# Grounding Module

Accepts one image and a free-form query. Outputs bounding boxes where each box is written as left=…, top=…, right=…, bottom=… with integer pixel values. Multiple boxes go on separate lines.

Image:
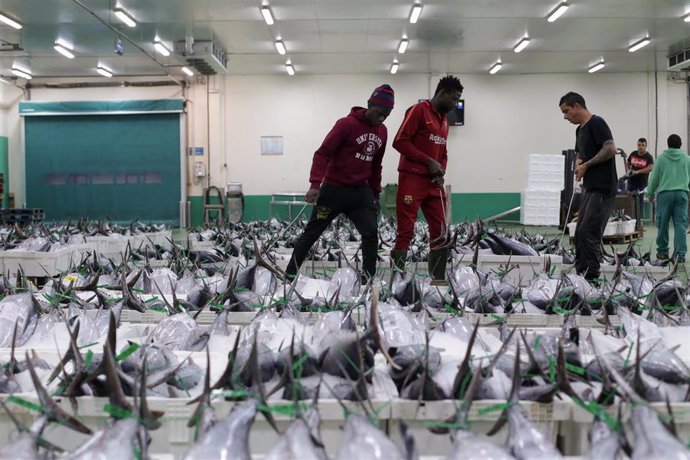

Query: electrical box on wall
left=194, top=161, right=206, bottom=177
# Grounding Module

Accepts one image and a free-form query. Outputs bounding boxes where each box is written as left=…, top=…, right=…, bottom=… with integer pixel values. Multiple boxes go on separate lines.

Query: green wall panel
left=189, top=192, right=522, bottom=226
left=451, top=193, right=521, bottom=222
left=25, top=113, right=180, bottom=224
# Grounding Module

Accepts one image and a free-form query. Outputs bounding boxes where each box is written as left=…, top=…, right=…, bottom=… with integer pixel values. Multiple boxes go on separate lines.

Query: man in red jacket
left=391, top=75, right=463, bottom=283
left=285, top=84, right=394, bottom=282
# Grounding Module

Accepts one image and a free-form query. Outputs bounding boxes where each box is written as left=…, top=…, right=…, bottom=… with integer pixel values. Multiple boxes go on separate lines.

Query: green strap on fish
left=8, top=395, right=44, bottom=413
left=219, top=390, right=252, bottom=400
left=477, top=401, right=513, bottom=415
left=256, top=402, right=306, bottom=417
left=565, top=362, right=585, bottom=376
left=103, top=403, right=134, bottom=419
left=115, top=343, right=140, bottom=361
left=144, top=296, right=160, bottom=304
left=546, top=356, right=556, bottom=383
left=79, top=342, right=99, bottom=350
left=572, top=398, right=620, bottom=430
left=149, top=306, right=167, bottom=313
left=490, top=314, right=506, bottom=324
left=84, top=350, right=94, bottom=369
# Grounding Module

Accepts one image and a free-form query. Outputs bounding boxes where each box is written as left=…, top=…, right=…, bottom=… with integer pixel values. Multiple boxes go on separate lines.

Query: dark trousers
left=286, top=184, right=378, bottom=279
left=574, top=191, right=615, bottom=281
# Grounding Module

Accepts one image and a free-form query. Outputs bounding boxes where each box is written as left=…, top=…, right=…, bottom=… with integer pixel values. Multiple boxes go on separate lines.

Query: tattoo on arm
left=585, top=140, right=616, bottom=167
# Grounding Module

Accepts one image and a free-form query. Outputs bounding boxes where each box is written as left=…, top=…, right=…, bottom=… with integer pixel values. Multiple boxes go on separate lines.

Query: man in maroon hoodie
left=285, top=84, right=394, bottom=282
left=391, top=75, right=463, bottom=283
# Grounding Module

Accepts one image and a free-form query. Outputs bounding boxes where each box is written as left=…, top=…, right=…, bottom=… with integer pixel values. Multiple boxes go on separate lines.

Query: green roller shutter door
left=25, top=113, right=181, bottom=224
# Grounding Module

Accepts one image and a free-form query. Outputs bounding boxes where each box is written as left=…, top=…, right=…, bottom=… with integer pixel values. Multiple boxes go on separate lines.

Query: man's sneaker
left=676, top=256, right=686, bottom=264
left=657, top=252, right=669, bottom=261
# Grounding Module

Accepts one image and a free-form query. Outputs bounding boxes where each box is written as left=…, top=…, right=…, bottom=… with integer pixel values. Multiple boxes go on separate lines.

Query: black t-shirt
left=575, top=115, right=617, bottom=195
left=626, top=151, right=654, bottom=190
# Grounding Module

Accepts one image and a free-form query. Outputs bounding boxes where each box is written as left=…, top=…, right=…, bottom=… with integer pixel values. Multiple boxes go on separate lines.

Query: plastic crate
left=19, top=396, right=391, bottom=457
left=0, top=244, right=90, bottom=277
left=560, top=264, right=670, bottom=281
left=478, top=254, right=563, bottom=287
left=390, top=399, right=570, bottom=457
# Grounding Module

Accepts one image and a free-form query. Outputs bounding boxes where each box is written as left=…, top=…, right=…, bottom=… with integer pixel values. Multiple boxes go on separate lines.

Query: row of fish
left=3, top=287, right=690, bottom=458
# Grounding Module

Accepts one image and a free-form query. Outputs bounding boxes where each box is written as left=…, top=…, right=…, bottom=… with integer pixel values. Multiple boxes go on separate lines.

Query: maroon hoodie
left=308, top=107, right=387, bottom=198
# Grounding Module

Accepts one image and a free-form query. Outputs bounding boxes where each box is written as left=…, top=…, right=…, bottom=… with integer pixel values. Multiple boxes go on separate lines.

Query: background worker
left=622, top=138, right=654, bottom=230
left=559, top=91, right=618, bottom=284
left=285, top=84, right=394, bottom=282
left=646, top=134, right=690, bottom=264
left=623, top=137, right=654, bottom=191
left=390, top=75, right=464, bottom=283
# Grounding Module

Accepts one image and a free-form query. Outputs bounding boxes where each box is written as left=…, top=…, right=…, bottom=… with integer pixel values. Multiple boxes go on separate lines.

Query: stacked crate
left=521, top=154, right=563, bottom=225
left=0, top=208, right=45, bottom=225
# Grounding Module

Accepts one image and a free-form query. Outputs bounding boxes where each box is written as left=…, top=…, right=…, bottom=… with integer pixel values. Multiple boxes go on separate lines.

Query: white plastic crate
left=560, top=263, right=670, bottom=281
left=478, top=254, right=563, bottom=286
left=21, top=396, right=391, bottom=457
left=390, top=399, right=570, bottom=457
left=603, top=222, right=617, bottom=236
left=615, top=220, right=636, bottom=234
left=561, top=400, right=690, bottom=456
left=1, top=244, right=90, bottom=277
left=129, top=231, right=173, bottom=251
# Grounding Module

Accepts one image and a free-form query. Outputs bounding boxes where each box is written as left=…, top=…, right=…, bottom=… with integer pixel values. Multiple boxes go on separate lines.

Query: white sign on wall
left=260, top=136, right=284, bottom=155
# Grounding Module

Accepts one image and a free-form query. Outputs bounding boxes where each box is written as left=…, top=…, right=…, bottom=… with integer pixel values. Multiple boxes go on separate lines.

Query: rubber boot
left=390, top=249, right=407, bottom=273
left=428, top=248, right=449, bottom=285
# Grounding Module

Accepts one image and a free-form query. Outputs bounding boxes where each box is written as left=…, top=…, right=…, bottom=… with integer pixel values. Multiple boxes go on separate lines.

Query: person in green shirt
left=646, top=134, right=690, bottom=263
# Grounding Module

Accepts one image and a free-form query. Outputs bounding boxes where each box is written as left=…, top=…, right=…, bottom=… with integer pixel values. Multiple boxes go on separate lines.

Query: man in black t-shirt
left=623, top=137, right=654, bottom=191
left=559, top=92, right=618, bottom=283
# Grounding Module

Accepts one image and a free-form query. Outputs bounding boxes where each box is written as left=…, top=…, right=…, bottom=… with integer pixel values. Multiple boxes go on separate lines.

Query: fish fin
left=450, top=320, right=480, bottom=399
left=138, top=354, right=164, bottom=430
left=250, top=333, right=280, bottom=434
left=369, top=283, right=400, bottom=370
left=103, top=340, right=133, bottom=417
left=398, top=420, right=419, bottom=460
left=556, top=341, right=579, bottom=399
left=487, top=344, right=521, bottom=436
left=26, top=351, right=92, bottom=434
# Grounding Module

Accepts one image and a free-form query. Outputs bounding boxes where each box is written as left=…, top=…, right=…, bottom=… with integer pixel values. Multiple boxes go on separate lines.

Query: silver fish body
left=183, top=400, right=256, bottom=460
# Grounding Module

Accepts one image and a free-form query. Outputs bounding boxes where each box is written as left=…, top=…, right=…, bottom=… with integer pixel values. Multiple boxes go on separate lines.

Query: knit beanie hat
left=368, top=84, right=395, bottom=109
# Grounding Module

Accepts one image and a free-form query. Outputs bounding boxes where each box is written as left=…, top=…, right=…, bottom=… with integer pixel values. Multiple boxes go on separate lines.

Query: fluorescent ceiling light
left=398, top=38, right=409, bottom=54
left=390, top=60, right=399, bottom=74
left=113, top=8, right=136, bottom=27
left=54, top=42, right=75, bottom=59
left=285, top=61, right=295, bottom=76
left=588, top=60, right=605, bottom=73
left=409, top=4, right=422, bottom=24
left=182, top=66, right=194, bottom=76
left=628, top=37, right=650, bottom=52
left=96, top=65, right=113, bottom=78
left=547, top=1, right=568, bottom=22
left=489, top=61, right=502, bottom=74
left=0, top=12, right=22, bottom=29
left=11, top=65, right=31, bottom=79
left=513, top=37, right=530, bottom=53
left=154, top=39, right=171, bottom=57
left=261, top=6, right=274, bottom=25
left=275, top=40, right=286, bottom=55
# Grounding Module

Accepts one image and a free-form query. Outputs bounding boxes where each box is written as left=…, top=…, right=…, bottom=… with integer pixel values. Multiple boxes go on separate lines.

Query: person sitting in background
left=285, top=84, right=394, bottom=283
left=646, top=134, right=690, bottom=263
left=623, top=137, right=654, bottom=192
